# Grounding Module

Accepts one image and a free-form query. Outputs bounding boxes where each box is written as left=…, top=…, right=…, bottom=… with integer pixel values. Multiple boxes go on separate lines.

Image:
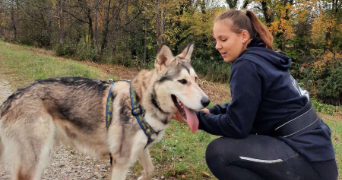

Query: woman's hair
left=215, top=9, right=274, bottom=50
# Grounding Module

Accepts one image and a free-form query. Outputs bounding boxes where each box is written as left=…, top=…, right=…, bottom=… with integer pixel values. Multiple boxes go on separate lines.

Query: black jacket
left=197, top=39, right=335, bottom=162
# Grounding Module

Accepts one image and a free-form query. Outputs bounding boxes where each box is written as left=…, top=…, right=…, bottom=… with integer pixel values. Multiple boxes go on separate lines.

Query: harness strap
left=105, top=81, right=115, bottom=165
left=273, top=101, right=320, bottom=137
left=106, top=82, right=115, bottom=129
left=106, top=80, right=159, bottom=165
left=129, top=82, right=159, bottom=148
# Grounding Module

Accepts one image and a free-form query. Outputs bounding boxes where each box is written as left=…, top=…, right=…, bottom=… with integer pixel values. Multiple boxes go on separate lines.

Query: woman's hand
left=202, top=108, right=210, bottom=114
left=172, top=108, right=210, bottom=123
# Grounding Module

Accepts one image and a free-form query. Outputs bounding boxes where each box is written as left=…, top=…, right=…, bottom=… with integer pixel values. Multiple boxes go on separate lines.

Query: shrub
left=55, top=43, right=76, bottom=57
left=192, top=58, right=231, bottom=83
left=75, top=41, right=94, bottom=61
left=299, top=50, right=342, bottom=105
left=311, top=98, right=336, bottom=115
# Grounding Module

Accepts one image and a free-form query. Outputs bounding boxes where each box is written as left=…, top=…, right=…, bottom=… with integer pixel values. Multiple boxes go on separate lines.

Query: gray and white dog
left=0, top=44, right=209, bottom=180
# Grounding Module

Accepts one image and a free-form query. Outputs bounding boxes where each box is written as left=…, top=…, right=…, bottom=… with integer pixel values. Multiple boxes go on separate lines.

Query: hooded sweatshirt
left=197, top=38, right=335, bottom=162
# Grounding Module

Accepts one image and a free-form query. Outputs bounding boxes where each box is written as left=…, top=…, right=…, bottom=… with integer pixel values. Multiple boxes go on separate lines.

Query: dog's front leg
left=109, top=156, right=131, bottom=180
left=137, top=148, right=154, bottom=180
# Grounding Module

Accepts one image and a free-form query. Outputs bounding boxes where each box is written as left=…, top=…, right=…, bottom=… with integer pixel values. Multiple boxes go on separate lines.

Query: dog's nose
left=201, top=97, right=210, bottom=107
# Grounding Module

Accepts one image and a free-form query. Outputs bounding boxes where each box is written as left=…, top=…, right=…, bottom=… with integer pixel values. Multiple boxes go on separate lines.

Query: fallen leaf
left=202, top=171, right=210, bottom=177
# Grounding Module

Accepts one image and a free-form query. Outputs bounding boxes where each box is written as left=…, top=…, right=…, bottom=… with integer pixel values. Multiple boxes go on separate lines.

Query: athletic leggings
left=205, top=135, right=338, bottom=180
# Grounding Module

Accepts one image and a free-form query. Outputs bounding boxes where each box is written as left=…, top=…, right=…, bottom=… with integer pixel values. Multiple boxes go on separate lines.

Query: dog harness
left=129, top=81, right=160, bottom=148
left=105, top=81, right=115, bottom=129
left=105, top=80, right=159, bottom=148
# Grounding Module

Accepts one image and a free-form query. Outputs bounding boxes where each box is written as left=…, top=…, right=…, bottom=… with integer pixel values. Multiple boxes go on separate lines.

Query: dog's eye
left=178, top=79, right=188, bottom=84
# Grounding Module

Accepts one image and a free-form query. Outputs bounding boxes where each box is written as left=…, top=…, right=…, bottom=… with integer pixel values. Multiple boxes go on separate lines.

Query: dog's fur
left=0, top=44, right=209, bottom=180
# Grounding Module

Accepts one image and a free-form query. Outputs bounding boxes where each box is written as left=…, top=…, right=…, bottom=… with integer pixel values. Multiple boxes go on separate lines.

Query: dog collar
left=105, top=82, right=115, bottom=129
left=129, top=82, right=159, bottom=148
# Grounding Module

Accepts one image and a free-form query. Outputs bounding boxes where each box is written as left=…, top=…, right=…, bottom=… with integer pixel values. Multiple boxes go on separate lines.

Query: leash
left=129, top=81, right=160, bottom=148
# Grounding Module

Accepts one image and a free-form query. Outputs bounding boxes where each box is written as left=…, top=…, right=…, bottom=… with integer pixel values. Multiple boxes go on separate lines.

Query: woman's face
left=213, top=20, right=249, bottom=63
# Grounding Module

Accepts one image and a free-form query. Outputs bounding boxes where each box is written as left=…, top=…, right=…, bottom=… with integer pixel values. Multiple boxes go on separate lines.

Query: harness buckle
left=132, top=107, right=143, bottom=116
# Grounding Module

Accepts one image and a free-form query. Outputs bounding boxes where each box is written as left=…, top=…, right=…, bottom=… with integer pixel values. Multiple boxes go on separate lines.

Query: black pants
left=205, top=135, right=338, bottom=180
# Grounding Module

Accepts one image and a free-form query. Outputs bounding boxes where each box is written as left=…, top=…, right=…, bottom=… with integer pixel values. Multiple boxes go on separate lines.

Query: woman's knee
left=205, top=138, right=230, bottom=166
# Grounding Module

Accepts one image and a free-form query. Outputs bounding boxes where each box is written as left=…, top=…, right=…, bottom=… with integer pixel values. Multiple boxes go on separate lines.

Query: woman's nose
left=215, top=42, right=222, bottom=50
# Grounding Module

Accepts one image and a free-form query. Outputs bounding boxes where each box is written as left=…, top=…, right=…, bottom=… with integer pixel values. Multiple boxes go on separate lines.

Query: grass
left=0, top=41, right=115, bottom=88
left=324, top=118, right=342, bottom=176
left=139, top=121, right=217, bottom=179
left=0, top=40, right=341, bottom=179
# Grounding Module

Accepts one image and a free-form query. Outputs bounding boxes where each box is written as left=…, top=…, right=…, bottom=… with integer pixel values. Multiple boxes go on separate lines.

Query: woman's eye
left=178, top=79, right=188, bottom=84
left=221, top=39, right=227, bottom=42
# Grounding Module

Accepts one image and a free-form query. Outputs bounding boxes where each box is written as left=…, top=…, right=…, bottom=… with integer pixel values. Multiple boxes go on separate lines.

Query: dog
left=0, top=44, right=210, bottom=180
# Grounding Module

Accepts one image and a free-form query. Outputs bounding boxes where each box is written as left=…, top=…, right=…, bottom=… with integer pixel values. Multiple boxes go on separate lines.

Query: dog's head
left=153, top=44, right=210, bottom=132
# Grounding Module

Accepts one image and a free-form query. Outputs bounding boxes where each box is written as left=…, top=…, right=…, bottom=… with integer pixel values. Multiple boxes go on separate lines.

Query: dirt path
left=0, top=76, right=123, bottom=180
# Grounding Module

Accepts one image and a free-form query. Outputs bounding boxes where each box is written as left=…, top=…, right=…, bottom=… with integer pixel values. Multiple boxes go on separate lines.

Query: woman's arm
left=208, top=103, right=230, bottom=115
left=197, top=59, right=264, bottom=137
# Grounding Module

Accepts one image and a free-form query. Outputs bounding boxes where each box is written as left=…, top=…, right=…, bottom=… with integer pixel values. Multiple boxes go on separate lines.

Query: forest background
left=0, top=0, right=341, bottom=105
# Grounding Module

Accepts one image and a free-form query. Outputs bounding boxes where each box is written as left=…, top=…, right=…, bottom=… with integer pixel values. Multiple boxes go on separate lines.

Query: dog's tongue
left=184, top=106, right=199, bottom=133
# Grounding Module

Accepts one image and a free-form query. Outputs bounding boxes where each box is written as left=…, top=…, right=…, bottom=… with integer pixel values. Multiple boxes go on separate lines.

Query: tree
left=155, top=0, right=164, bottom=51
left=10, top=0, right=17, bottom=41
left=226, top=0, right=238, bottom=9
left=57, top=0, right=65, bottom=45
left=94, top=0, right=99, bottom=60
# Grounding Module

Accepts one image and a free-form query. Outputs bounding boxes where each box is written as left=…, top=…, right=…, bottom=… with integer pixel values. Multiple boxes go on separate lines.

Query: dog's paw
left=137, top=175, right=153, bottom=180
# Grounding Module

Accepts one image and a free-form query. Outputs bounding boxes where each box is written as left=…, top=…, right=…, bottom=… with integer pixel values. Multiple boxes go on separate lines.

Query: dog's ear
left=176, top=43, right=194, bottom=61
left=155, top=45, right=175, bottom=70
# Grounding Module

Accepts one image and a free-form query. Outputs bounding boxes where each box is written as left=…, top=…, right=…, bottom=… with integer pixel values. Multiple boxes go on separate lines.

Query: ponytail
left=215, top=9, right=274, bottom=50
left=245, top=10, right=273, bottom=50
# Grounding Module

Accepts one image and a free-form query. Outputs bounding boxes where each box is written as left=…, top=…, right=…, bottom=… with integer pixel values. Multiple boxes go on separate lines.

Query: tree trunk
left=261, top=0, right=272, bottom=26
left=100, top=0, right=112, bottom=56
left=10, top=0, right=17, bottom=41
left=226, top=0, right=238, bottom=9
left=242, top=0, right=249, bottom=9
left=125, top=0, right=129, bottom=59
left=57, top=0, right=65, bottom=45
left=325, top=27, right=331, bottom=51
left=156, top=0, right=164, bottom=51
left=143, top=17, right=147, bottom=64
left=86, top=8, right=94, bottom=49
left=94, top=0, right=99, bottom=60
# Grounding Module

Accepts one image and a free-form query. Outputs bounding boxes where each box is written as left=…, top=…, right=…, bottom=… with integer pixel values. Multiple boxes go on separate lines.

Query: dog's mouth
left=171, top=95, right=186, bottom=118
left=171, top=95, right=199, bottom=133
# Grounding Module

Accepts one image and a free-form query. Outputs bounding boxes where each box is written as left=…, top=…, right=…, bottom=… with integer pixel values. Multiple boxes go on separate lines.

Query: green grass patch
left=0, top=40, right=115, bottom=88
left=325, top=119, right=342, bottom=177
left=312, top=98, right=340, bottom=115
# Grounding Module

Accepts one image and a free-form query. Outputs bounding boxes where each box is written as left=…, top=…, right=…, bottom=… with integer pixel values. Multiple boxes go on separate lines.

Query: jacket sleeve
left=208, top=102, right=230, bottom=115
left=198, top=60, right=263, bottom=138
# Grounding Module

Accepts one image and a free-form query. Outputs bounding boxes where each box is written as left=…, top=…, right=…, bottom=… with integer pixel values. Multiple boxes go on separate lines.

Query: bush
left=299, top=51, right=342, bottom=105
left=192, top=58, right=231, bottom=83
left=75, top=41, right=94, bottom=61
left=55, top=43, right=76, bottom=57
left=311, top=98, right=336, bottom=115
